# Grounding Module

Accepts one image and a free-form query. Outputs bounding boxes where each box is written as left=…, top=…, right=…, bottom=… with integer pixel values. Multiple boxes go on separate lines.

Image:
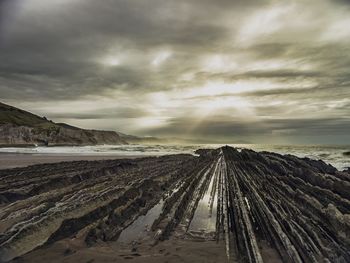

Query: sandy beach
left=0, top=153, right=141, bottom=169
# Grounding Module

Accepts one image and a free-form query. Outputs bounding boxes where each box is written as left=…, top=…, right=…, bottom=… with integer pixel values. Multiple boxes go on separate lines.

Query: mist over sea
left=0, top=144, right=349, bottom=171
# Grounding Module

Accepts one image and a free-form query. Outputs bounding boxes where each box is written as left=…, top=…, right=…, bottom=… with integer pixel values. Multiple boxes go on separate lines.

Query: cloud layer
left=1, top=0, right=350, bottom=144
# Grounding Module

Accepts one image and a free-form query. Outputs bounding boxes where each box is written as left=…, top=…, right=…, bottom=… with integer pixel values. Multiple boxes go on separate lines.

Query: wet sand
left=0, top=153, right=141, bottom=169
left=13, top=237, right=229, bottom=263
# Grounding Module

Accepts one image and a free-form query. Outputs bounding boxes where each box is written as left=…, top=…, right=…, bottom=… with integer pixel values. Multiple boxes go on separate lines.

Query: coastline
left=0, top=146, right=349, bottom=262
left=0, top=143, right=348, bottom=171
left=0, top=153, right=143, bottom=169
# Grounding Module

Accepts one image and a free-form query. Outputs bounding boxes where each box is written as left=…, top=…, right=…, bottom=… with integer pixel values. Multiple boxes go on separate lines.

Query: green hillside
left=0, top=102, right=56, bottom=128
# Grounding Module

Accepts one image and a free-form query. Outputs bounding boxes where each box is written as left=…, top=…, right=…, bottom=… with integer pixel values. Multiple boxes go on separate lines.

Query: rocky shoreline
left=0, top=146, right=349, bottom=262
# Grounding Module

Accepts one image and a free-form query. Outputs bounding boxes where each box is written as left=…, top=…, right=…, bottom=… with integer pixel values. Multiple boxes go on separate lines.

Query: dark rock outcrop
left=0, top=146, right=349, bottom=262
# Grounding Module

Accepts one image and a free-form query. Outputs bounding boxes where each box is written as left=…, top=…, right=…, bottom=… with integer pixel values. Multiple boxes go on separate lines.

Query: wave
left=0, top=144, right=349, bottom=171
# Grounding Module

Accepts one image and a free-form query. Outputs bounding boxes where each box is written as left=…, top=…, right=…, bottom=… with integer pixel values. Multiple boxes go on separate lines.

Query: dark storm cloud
left=194, top=69, right=323, bottom=83
left=48, top=107, right=149, bottom=120
left=239, top=85, right=350, bottom=98
left=0, top=0, right=350, bottom=143
left=142, top=116, right=350, bottom=144
left=0, top=0, right=239, bottom=100
left=1, top=0, right=348, bottom=99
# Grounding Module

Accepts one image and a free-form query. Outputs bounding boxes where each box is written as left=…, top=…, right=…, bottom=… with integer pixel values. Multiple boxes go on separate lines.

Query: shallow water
left=117, top=199, right=164, bottom=244
left=189, top=158, right=220, bottom=232
left=0, top=143, right=349, bottom=170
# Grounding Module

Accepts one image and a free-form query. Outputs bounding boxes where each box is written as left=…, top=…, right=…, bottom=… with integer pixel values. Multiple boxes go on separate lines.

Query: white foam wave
left=0, top=144, right=349, bottom=170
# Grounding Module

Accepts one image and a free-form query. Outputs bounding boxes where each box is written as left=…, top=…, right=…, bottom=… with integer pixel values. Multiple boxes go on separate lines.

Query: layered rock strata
left=0, top=146, right=349, bottom=262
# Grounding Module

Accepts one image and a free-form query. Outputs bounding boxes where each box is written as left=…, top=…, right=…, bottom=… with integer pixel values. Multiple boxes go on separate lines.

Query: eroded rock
left=0, top=147, right=349, bottom=262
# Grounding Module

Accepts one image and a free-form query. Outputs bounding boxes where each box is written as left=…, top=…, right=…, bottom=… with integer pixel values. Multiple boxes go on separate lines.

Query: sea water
left=0, top=144, right=349, bottom=170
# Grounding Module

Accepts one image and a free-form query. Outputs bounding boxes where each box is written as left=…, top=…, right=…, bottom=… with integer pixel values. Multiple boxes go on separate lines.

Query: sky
left=0, top=0, right=350, bottom=144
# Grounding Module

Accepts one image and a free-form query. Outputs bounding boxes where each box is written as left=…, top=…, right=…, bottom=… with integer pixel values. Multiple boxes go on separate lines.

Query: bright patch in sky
left=102, top=56, right=121, bottom=66
left=151, top=50, right=172, bottom=66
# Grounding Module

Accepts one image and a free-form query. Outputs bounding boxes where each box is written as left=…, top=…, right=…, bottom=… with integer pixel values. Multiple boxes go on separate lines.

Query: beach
left=0, top=153, right=140, bottom=169
left=0, top=144, right=349, bottom=170
left=1, top=146, right=349, bottom=263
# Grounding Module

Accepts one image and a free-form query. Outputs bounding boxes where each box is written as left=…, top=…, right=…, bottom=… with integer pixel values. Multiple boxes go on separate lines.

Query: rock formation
left=0, top=102, right=126, bottom=146
left=0, top=146, right=349, bottom=262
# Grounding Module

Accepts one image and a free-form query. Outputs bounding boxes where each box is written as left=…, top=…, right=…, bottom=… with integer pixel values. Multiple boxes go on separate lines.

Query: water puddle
left=258, top=240, right=283, bottom=263
left=188, top=159, right=220, bottom=233
left=117, top=199, right=164, bottom=243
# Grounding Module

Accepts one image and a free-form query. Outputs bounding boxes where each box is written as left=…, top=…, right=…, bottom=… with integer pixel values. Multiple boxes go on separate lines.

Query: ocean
left=0, top=144, right=349, bottom=171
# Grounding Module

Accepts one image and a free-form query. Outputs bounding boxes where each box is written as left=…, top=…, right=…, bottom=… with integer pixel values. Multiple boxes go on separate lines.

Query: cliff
left=0, top=102, right=127, bottom=146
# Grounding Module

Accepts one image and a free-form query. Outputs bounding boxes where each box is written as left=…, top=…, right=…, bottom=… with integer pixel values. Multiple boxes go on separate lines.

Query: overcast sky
left=1, top=0, right=349, bottom=144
